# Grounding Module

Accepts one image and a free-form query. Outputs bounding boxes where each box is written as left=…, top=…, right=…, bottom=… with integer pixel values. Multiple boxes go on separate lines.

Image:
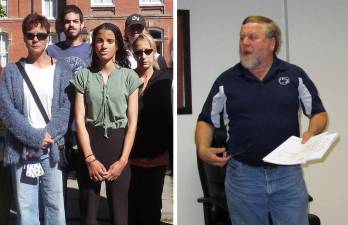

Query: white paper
left=263, top=132, right=339, bottom=165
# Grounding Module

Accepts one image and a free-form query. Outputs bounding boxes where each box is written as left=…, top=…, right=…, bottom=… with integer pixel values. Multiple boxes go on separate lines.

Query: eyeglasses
left=133, top=48, right=154, bottom=57
left=24, top=32, right=49, bottom=41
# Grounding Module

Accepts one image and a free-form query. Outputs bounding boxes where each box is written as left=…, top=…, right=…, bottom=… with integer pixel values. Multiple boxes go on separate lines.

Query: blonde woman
left=128, top=33, right=173, bottom=225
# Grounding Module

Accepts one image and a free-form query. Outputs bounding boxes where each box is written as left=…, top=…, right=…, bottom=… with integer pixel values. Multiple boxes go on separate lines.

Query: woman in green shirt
left=71, top=23, right=142, bottom=225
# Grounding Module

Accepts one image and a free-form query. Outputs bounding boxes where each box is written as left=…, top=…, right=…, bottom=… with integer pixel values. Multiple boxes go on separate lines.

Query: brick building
left=0, top=0, right=173, bottom=67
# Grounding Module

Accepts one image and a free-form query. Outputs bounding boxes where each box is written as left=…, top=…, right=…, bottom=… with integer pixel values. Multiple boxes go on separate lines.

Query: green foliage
left=0, top=4, right=6, bottom=17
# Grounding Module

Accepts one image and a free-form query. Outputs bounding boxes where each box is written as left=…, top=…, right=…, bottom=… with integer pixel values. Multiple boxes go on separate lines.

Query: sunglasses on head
left=133, top=48, right=154, bottom=57
left=24, top=32, right=48, bottom=41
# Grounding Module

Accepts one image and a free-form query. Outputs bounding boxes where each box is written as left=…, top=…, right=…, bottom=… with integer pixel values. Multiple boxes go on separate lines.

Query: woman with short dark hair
left=0, top=13, right=72, bottom=225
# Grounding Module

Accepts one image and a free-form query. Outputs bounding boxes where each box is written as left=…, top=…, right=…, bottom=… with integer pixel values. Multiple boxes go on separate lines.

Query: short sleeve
left=298, top=69, right=326, bottom=116
left=70, top=69, right=88, bottom=94
left=198, top=77, right=225, bottom=128
left=126, top=69, right=143, bottom=95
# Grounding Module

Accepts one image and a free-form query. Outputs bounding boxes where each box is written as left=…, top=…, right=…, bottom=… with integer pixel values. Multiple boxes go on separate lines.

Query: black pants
left=128, top=165, right=166, bottom=225
left=0, top=162, right=12, bottom=225
left=77, top=126, right=130, bottom=225
left=62, top=133, right=81, bottom=214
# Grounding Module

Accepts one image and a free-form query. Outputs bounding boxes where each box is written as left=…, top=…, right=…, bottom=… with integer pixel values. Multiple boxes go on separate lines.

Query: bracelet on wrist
left=86, top=158, right=97, bottom=165
left=85, top=153, right=94, bottom=159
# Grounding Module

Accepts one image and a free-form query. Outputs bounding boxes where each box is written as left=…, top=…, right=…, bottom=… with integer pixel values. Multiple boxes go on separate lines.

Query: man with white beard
left=195, top=15, right=328, bottom=225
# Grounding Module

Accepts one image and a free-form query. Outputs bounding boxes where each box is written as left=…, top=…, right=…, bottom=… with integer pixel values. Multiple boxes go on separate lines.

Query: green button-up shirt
left=71, top=67, right=143, bottom=137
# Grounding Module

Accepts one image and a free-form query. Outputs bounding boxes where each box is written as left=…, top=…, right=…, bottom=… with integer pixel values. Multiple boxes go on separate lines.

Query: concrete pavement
left=8, top=175, right=173, bottom=225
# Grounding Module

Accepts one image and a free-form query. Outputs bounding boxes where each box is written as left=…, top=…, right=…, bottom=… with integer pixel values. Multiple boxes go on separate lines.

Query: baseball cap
left=125, top=13, right=146, bottom=28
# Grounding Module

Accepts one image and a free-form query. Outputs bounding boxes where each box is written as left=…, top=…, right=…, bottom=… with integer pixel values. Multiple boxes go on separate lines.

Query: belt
left=235, top=158, right=278, bottom=169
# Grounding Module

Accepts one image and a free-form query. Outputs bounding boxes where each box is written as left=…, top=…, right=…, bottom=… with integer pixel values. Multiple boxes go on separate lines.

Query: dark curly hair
left=90, top=23, right=131, bottom=70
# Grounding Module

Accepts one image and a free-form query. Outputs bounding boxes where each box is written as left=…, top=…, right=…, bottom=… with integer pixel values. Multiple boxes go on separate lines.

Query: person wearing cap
left=124, top=13, right=167, bottom=70
left=195, top=15, right=328, bottom=225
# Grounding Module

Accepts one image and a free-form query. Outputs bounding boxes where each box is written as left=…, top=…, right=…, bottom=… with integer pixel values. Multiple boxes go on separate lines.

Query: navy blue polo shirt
left=198, top=57, right=326, bottom=166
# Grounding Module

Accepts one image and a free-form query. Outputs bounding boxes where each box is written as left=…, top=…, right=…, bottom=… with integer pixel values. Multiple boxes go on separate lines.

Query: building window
left=48, top=33, right=58, bottom=45
left=0, top=0, right=7, bottom=17
left=42, top=0, right=57, bottom=18
left=91, top=0, right=115, bottom=7
left=0, top=32, right=8, bottom=67
left=140, top=0, right=163, bottom=5
left=79, top=27, right=89, bottom=43
left=149, top=28, right=164, bottom=55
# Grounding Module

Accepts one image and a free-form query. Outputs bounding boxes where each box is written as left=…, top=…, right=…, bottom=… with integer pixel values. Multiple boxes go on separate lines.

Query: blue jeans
left=11, top=154, right=66, bottom=225
left=225, top=159, right=309, bottom=225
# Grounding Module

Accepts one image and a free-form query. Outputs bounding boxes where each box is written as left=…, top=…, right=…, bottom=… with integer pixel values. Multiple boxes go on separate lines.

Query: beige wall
left=287, top=0, right=348, bottom=223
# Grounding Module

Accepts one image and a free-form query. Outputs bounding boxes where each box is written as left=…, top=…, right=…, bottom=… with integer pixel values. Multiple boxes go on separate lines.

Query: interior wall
left=177, top=0, right=348, bottom=224
left=287, top=1, right=348, bottom=224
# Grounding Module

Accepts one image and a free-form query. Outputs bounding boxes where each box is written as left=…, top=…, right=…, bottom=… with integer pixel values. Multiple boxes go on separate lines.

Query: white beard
left=239, top=48, right=267, bottom=70
left=240, top=55, right=261, bottom=69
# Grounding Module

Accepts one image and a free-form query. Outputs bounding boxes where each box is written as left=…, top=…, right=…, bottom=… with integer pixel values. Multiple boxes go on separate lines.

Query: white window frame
left=139, top=0, right=163, bottom=5
left=86, top=31, right=93, bottom=44
left=48, top=33, right=58, bottom=45
left=0, top=0, right=7, bottom=17
left=42, top=0, right=57, bottom=19
left=149, top=28, right=164, bottom=55
left=91, top=0, right=115, bottom=7
left=0, top=32, right=9, bottom=67
left=59, top=32, right=66, bottom=42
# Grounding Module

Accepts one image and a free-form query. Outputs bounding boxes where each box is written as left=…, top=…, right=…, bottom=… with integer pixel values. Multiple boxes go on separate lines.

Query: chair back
left=198, top=155, right=226, bottom=195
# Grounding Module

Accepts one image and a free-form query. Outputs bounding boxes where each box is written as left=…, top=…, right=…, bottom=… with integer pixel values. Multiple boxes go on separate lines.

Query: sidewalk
left=8, top=175, right=173, bottom=225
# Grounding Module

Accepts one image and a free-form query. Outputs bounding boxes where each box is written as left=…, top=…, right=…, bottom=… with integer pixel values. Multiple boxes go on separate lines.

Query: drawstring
left=104, top=126, right=109, bottom=138
left=102, top=83, right=109, bottom=139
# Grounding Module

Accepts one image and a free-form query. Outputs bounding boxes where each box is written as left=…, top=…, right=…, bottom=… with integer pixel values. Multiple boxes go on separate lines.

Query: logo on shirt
left=64, top=56, right=87, bottom=75
left=278, top=76, right=290, bottom=85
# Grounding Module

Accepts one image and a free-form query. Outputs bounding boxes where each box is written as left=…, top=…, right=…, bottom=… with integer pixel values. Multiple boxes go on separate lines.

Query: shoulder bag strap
left=16, top=61, right=50, bottom=124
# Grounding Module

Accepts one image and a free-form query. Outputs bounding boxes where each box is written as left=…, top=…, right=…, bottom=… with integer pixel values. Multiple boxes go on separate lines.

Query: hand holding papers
left=263, top=132, right=339, bottom=165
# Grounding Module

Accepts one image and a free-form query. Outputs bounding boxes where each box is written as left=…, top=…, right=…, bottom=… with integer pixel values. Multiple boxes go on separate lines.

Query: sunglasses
left=133, top=48, right=154, bottom=57
left=24, top=32, right=48, bottom=41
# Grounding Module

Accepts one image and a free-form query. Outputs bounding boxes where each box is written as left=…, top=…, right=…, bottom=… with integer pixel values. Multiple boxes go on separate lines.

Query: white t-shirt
left=23, top=63, right=55, bottom=129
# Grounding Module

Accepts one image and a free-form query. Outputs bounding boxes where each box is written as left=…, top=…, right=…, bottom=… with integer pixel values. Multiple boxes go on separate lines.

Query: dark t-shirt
left=47, top=41, right=92, bottom=134
left=131, top=69, right=173, bottom=159
left=198, top=57, right=326, bottom=166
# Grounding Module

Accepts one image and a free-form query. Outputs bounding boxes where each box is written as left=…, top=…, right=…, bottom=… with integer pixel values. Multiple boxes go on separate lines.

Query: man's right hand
left=195, top=121, right=231, bottom=167
left=198, top=146, right=231, bottom=167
